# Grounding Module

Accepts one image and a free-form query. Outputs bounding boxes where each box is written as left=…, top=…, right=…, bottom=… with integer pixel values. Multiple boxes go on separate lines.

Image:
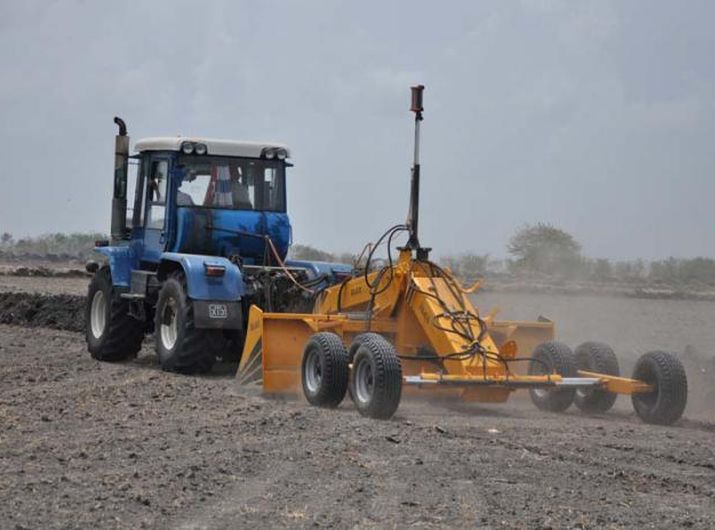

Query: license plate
left=208, top=304, right=228, bottom=319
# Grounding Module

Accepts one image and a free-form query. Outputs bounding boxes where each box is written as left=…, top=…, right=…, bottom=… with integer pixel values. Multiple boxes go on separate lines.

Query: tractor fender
left=157, top=253, right=245, bottom=301
left=93, top=246, right=137, bottom=288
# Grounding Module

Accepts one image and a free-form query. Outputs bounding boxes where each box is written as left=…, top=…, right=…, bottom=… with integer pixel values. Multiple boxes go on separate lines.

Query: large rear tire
left=349, top=334, right=402, bottom=420
left=574, top=341, right=620, bottom=413
left=154, top=273, right=218, bottom=374
left=631, top=351, right=687, bottom=425
left=86, top=268, right=144, bottom=361
left=301, top=332, right=349, bottom=408
left=528, top=341, right=577, bottom=412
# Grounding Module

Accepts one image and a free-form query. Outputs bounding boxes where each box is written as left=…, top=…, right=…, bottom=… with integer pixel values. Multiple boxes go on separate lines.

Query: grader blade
left=488, top=319, right=555, bottom=374
left=236, top=306, right=265, bottom=387
left=237, top=305, right=317, bottom=394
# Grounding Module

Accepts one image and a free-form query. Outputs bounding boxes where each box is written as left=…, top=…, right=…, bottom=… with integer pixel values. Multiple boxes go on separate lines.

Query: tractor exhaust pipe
left=111, top=117, right=129, bottom=241
left=405, top=85, right=429, bottom=259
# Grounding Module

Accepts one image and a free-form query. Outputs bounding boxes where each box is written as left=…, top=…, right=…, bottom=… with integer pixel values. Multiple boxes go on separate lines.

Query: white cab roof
left=134, top=137, right=290, bottom=159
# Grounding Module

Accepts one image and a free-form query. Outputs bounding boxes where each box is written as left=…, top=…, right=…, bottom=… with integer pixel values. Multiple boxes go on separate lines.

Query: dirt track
left=0, top=277, right=714, bottom=529
left=2, top=329, right=715, bottom=529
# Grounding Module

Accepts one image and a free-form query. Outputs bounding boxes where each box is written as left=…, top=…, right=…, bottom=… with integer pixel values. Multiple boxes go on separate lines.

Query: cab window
left=146, top=160, right=168, bottom=230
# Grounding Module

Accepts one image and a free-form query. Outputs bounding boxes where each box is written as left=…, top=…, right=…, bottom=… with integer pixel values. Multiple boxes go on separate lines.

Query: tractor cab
left=125, top=137, right=292, bottom=265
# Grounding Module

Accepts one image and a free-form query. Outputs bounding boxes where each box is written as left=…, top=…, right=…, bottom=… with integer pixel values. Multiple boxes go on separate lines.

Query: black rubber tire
left=348, top=333, right=378, bottom=362
left=345, top=333, right=376, bottom=401
left=86, top=267, right=144, bottom=362
left=349, top=333, right=402, bottom=420
left=212, top=330, right=244, bottom=363
left=631, top=351, right=688, bottom=425
left=154, top=273, right=218, bottom=374
left=528, top=341, right=577, bottom=412
left=301, top=332, right=349, bottom=408
left=573, top=341, right=620, bottom=413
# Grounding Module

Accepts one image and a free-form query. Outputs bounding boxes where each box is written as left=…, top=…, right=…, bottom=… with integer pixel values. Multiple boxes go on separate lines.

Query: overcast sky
left=1, top=1, right=713, bottom=260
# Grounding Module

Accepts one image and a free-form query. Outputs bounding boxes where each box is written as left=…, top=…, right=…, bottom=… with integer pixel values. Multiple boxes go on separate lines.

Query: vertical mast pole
left=406, top=85, right=425, bottom=256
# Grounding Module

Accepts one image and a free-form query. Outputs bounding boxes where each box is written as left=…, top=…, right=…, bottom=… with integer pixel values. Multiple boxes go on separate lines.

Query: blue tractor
left=85, top=118, right=352, bottom=373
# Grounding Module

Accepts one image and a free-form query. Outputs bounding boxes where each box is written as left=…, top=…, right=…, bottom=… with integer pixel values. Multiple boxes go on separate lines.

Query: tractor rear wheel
left=154, top=273, right=218, bottom=374
left=528, top=341, right=577, bottom=412
left=349, top=334, right=402, bottom=420
left=86, top=267, right=144, bottom=361
left=301, top=332, right=349, bottom=407
left=631, top=351, right=687, bottom=425
left=574, top=341, right=620, bottom=413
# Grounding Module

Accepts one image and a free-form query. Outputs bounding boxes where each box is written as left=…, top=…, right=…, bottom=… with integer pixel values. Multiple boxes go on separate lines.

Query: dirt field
left=1, top=276, right=714, bottom=529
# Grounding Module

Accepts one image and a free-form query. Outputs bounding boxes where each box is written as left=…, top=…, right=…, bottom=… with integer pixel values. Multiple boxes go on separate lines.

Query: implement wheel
left=154, top=273, right=217, bottom=374
left=86, top=267, right=144, bottom=361
left=301, top=332, right=349, bottom=408
left=528, top=341, right=576, bottom=412
left=574, top=341, right=620, bottom=413
left=631, top=351, right=687, bottom=425
left=349, top=334, right=402, bottom=420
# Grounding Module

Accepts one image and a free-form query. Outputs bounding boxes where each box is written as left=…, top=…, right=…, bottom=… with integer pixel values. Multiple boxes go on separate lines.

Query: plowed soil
left=0, top=276, right=714, bottom=529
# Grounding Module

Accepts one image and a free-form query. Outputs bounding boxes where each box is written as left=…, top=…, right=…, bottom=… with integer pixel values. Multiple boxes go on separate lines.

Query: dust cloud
left=476, top=291, right=715, bottom=420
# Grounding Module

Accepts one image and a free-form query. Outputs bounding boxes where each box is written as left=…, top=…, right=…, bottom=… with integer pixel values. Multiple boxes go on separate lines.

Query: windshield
left=176, top=156, right=286, bottom=212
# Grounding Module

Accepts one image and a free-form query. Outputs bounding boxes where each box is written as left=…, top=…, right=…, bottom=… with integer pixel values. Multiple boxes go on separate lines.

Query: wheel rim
left=304, top=348, right=322, bottom=393
left=160, top=298, right=178, bottom=350
left=533, top=387, right=549, bottom=398
left=576, top=387, right=593, bottom=399
left=354, top=357, right=374, bottom=405
left=90, top=290, right=106, bottom=339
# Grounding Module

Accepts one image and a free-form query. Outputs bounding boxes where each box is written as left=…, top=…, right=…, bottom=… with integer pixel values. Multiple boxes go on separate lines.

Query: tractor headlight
left=275, top=149, right=287, bottom=160
left=264, top=150, right=276, bottom=159
left=181, top=141, right=194, bottom=154
left=194, top=143, right=207, bottom=155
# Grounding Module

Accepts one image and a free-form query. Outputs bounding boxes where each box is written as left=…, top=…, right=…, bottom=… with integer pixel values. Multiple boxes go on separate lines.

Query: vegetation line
left=3, top=225, right=715, bottom=296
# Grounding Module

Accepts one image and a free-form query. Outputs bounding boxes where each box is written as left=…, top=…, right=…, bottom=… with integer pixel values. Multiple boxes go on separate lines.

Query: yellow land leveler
left=238, top=86, right=688, bottom=425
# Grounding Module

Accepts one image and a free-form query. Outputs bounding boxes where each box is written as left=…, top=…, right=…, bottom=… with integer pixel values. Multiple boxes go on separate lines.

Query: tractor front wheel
left=86, top=267, right=144, bottom=361
left=154, top=273, right=218, bottom=374
left=631, top=351, right=687, bottom=425
left=349, top=334, right=402, bottom=420
left=528, top=341, right=577, bottom=412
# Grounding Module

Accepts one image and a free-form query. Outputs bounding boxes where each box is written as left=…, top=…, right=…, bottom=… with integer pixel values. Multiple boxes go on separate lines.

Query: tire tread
left=155, top=273, right=217, bottom=374
left=86, top=268, right=143, bottom=362
left=631, top=350, right=687, bottom=425
left=302, top=332, right=350, bottom=408
left=528, top=341, right=576, bottom=412
left=351, top=333, right=402, bottom=419
left=574, top=341, right=620, bottom=413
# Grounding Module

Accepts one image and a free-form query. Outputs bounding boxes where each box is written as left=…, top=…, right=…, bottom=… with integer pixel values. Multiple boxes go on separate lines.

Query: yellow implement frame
left=238, top=250, right=651, bottom=402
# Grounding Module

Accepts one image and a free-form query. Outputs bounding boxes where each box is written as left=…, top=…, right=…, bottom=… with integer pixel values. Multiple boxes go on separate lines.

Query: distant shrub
left=0, top=232, right=107, bottom=260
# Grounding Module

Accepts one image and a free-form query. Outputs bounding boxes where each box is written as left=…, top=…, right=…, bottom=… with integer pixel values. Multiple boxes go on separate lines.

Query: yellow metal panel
left=577, top=370, right=653, bottom=394
left=236, top=252, right=568, bottom=410
left=263, top=369, right=303, bottom=395
left=260, top=318, right=314, bottom=393
left=488, top=319, right=555, bottom=375
left=237, top=305, right=265, bottom=385
left=407, top=276, right=504, bottom=377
